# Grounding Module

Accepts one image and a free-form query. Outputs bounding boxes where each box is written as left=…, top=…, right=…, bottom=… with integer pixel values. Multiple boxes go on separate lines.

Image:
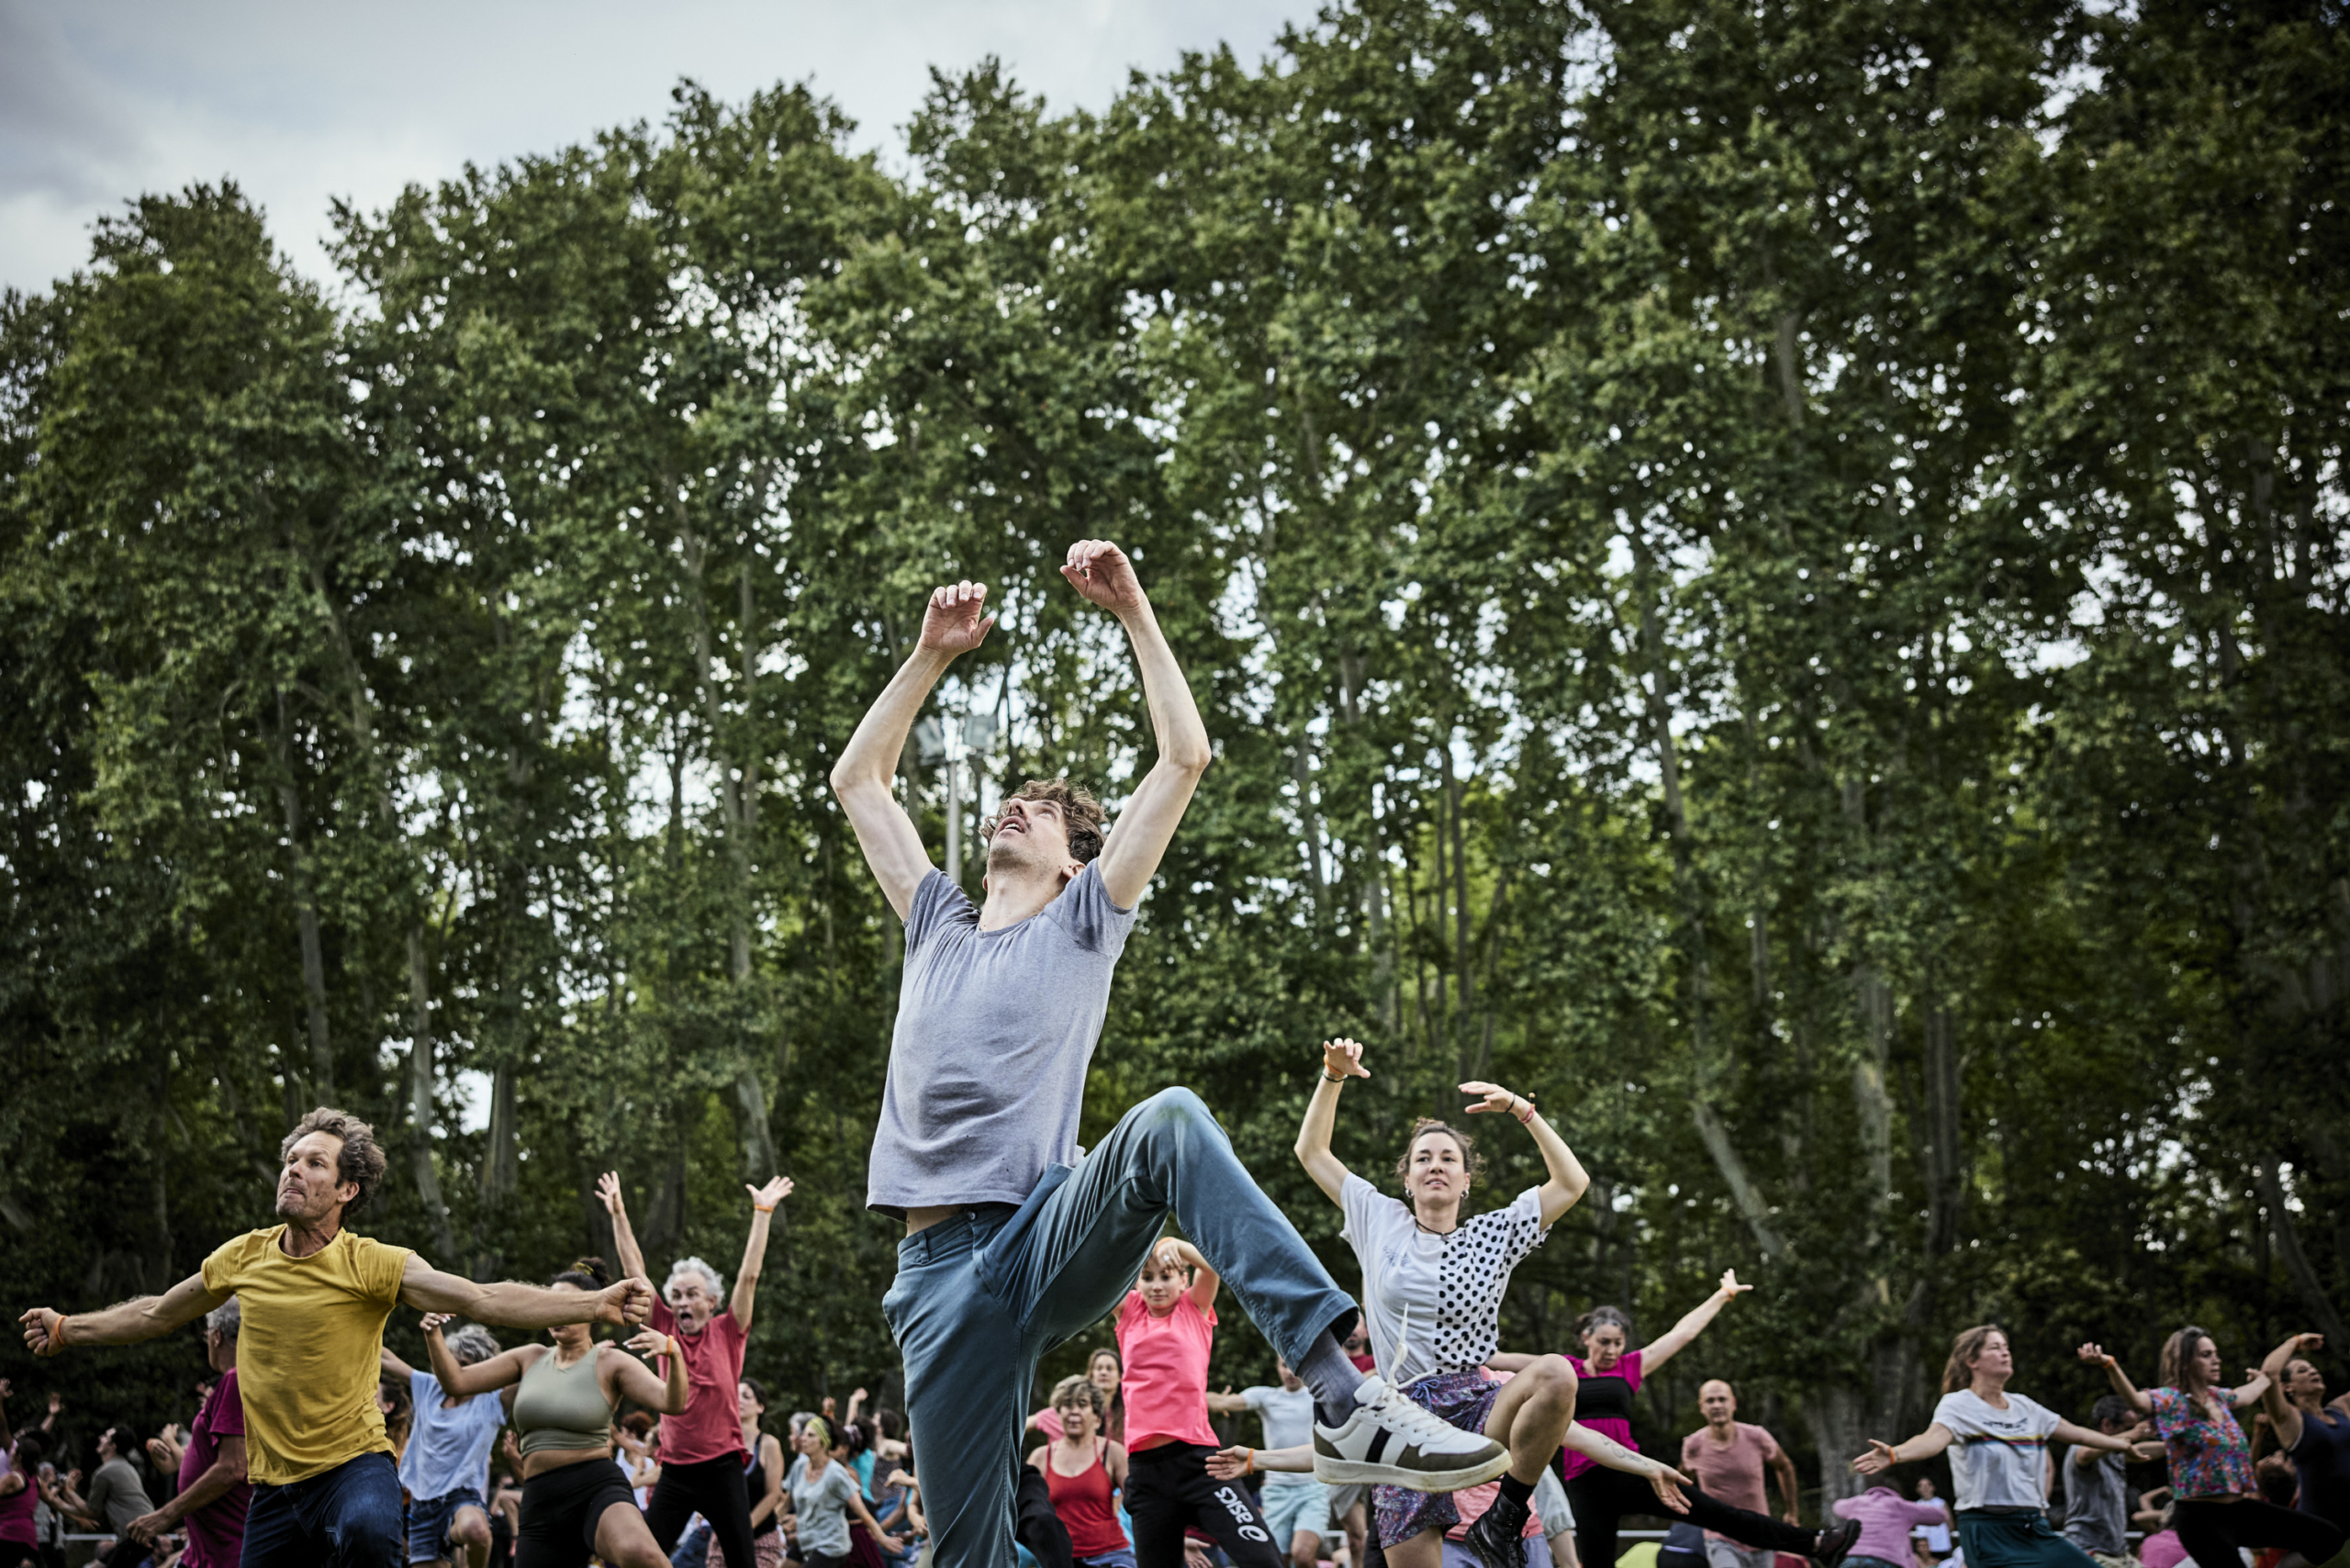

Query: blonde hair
left=1051, top=1374, right=1104, bottom=1419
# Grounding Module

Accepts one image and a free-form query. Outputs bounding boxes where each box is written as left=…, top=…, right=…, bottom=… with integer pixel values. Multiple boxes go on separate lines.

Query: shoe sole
left=1311, top=1447, right=1513, bottom=1491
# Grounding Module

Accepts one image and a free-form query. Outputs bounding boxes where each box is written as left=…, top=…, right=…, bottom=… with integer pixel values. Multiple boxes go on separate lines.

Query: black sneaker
left=1814, top=1518, right=1863, bottom=1568
left=1460, top=1491, right=1531, bottom=1568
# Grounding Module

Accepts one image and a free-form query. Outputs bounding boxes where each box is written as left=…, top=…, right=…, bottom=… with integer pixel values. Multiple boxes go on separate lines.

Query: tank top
left=1045, top=1445, right=1127, bottom=1559
left=515, top=1345, right=617, bottom=1456
left=744, top=1441, right=780, bottom=1539
left=0, top=1445, right=37, bottom=1546
left=2291, top=1407, right=2350, bottom=1532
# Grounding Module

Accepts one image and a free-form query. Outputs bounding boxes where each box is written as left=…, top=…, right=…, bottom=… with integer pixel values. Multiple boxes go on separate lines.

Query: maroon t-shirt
left=651, top=1301, right=749, bottom=1464
left=181, top=1369, right=253, bottom=1568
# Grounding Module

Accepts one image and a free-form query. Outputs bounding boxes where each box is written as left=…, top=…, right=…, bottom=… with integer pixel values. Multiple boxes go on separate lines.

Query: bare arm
left=1642, top=1271, right=1753, bottom=1372
left=597, top=1172, right=649, bottom=1287
left=1770, top=1446, right=1802, bottom=1523
left=1060, top=542, right=1213, bottom=909
left=1561, top=1423, right=1693, bottom=1511
left=125, top=1436, right=246, bottom=1546
left=1853, top=1423, right=1958, bottom=1473
left=1296, top=1037, right=1368, bottom=1204
left=749, top=1436, right=785, bottom=1529
left=427, top=1324, right=539, bottom=1399
left=831, top=586, right=984, bottom=920
left=18, top=1271, right=226, bottom=1353
left=402, top=1255, right=653, bottom=1330
left=610, top=1332, right=691, bottom=1416
left=380, top=1345, right=417, bottom=1381
left=2231, top=1371, right=2271, bottom=1412
left=1460, top=1080, right=1589, bottom=1226
left=2052, top=1418, right=2135, bottom=1455
left=2260, top=1335, right=2321, bottom=1451
left=1157, top=1238, right=1219, bottom=1313
left=2077, top=1344, right=2154, bottom=1416
left=845, top=1480, right=903, bottom=1551
left=1205, top=1389, right=1252, bottom=1415
left=732, top=1178, right=793, bottom=1331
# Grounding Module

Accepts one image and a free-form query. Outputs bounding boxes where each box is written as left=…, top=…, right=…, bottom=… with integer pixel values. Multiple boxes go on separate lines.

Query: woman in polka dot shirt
left=1297, top=1037, right=1692, bottom=1568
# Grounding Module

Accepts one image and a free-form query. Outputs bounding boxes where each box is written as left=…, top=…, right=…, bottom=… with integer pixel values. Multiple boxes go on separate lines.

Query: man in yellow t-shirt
left=17, top=1107, right=655, bottom=1568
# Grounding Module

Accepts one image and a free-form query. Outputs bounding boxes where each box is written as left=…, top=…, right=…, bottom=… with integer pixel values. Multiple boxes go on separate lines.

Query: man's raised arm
left=830, top=581, right=993, bottom=919
left=1062, top=540, right=1212, bottom=910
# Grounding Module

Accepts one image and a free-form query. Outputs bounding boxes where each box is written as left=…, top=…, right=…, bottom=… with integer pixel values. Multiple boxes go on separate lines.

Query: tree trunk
left=270, top=696, right=334, bottom=1099
left=406, top=925, right=459, bottom=1260
left=2253, top=1160, right=2350, bottom=1348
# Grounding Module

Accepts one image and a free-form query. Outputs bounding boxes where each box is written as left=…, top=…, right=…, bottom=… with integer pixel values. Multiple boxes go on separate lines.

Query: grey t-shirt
left=86, top=1456, right=152, bottom=1536
left=788, top=1454, right=862, bottom=1558
left=867, top=864, right=1137, bottom=1216
left=1244, top=1385, right=1317, bottom=1489
left=2061, top=1445, right=2127, bottom=1555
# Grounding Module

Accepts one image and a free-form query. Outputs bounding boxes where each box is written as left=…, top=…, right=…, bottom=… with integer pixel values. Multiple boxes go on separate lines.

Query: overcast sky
left=1, top=0, right=1320, bottom=297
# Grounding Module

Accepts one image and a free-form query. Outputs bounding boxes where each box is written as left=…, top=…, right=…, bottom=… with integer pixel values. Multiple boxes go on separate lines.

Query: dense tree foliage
left=5, top=0, right=2344, bottom=1503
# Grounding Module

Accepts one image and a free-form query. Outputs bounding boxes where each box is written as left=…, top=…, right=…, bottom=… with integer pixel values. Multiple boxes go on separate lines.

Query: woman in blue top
left=2258, top=1331, right=2350, bottom=1547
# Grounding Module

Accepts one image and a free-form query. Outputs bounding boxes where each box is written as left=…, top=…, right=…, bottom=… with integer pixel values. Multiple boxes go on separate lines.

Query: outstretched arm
left=1062, top=541, right=1213, bottom=909
left=732, top=1177, right=793, bottom=1331
left=1461, top=1080, right=1590, bottom=1226
left=2050, top=1418, right=2138, bottom=1457
left=402, top=1255, right=653, bottom=1331
left=1561, top=1424, right=1693, bottom=1511
left=832, top=584, right=990, bottom=919
left=1641, top=1271, right=1753, bottom=1372
left=1296, top=1037, right=1369, bottom=1204
left=597, top=1172, right=649, bottom=1287
left=19, top=1271, right=226, bottom=1354
left=1852, top=1423, right=1957, bottom=1473
left=2077, top=1344, right=2154, bottom=1415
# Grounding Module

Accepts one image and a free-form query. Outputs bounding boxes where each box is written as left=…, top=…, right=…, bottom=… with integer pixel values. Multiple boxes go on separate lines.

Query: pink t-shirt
left=1116, top=1291, right=1219, bottom=1450
left=2142, top=1531, right=2188, bottom=1568
left=1681, top=1422, right=1782, bottom=1536
left=651, top=1300, right=749, bottom=1464
left=181, top=1369, right=253, bottom=1568
left=1560, top=1350, right=1645, bottom=1479
left=1831, top=1485, right=1950, bottom=1566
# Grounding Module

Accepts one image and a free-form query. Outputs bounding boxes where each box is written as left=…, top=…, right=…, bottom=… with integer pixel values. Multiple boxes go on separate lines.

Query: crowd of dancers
left=8, top=543, right=2349, bottom=1568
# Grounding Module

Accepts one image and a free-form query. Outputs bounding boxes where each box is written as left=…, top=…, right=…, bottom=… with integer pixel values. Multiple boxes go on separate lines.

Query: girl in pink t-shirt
left=1114, top=1238, right=1282, bottom=1568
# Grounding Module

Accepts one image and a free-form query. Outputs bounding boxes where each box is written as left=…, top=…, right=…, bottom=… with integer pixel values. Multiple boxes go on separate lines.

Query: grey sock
left=1297, top=1327, right=1367, bottom=1428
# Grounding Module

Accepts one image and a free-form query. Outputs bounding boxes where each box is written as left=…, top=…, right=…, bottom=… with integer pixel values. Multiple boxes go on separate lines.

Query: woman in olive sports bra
left=427, top=1259, right=689, bottom=1568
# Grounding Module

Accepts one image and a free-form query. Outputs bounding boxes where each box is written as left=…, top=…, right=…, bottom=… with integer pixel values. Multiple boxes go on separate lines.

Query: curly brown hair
left=983, top=778, right=1108, bottom=865
left=1392, top=1119, right=1485, bottom=1192
left=283, top=1107, right=388, bottom=1214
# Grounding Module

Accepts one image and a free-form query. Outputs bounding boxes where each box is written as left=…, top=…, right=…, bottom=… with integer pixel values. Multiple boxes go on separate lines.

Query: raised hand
left=1852, top=1439, right=1899, bottom=1474
left=2077, top=1342, right=2114, bottom=1367
left=1151, top=1238, right=1189, bottom=1275
left=1059, top=540, right=1145, bottom=615
left=596, top=1171, right=626, bottom=1217
left=748, top=1176, right=794, bottom=1212
left=1321, top=1037, right=1371, bottom=1081
left=420, top=1312, right=455, bottom=1336
left=1460, top=1081, right=1523, bottom=1116
left=919, top=581, right=995, bottom=655
left=624, top=1328, right=676, bottom=1361
left=18, top=1309, right=65, bottom=1357
left=1718, top=1269, right=1753, bottom=1298
left=597, top=1277, right=656, bottom=1328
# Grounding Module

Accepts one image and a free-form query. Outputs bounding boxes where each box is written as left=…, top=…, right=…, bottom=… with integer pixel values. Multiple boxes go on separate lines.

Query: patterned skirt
left=1372, top=1368, right=1504, bottom=1548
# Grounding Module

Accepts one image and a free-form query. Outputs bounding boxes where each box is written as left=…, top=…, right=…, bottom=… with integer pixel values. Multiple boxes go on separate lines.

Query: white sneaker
left=1311, top=1375, right=1512, bottom=1491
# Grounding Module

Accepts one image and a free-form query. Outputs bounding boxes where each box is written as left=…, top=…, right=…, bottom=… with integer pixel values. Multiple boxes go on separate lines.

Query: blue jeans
left=241, top=1450, right=403, bottom=1568
left=884, top=1088, right=1355, bottom=1568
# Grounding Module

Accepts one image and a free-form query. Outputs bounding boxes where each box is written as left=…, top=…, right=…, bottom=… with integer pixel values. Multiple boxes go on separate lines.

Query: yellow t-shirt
left=199, top=1226, right=412, bottom=1484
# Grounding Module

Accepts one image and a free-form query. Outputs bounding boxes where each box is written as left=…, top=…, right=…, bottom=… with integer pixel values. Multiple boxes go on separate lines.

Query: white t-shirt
left=1339, top=1174, right=1549, bottom=1390
left=1931, top=1390, right=2060, bottom=1511
left=1245, top=1384, right=1318, bottom=1489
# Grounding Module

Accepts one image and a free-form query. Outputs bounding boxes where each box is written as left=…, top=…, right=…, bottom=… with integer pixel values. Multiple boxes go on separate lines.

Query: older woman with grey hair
left=383, top=1314, right=509, bottom=1568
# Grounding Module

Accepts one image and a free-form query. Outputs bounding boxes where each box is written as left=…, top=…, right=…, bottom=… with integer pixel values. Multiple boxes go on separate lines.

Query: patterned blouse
left=2147, top=1385, right=2254, bottom=1499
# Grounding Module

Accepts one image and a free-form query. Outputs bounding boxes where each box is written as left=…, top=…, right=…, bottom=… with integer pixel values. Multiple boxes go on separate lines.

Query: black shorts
left=518, top=1455, right=639, bottom=1568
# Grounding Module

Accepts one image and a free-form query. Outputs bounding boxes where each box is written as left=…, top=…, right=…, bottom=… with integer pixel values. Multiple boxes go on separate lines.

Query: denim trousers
left=240, top=1450, right=403, bottom=1568
left=884, top=1087, right=1356, bottom=1568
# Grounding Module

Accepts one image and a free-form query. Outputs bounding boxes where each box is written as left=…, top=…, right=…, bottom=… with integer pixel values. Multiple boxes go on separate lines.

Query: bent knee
left=1530, top=1353, right=1578, bottom=1398
left=1139, top=1085, right=1213, bottom=1126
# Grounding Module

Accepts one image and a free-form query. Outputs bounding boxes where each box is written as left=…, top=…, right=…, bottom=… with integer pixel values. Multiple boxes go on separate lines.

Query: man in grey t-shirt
left=832, top=541, right=1508, bottom=1568
left=2063, top=1395, right=2161, bottom=1568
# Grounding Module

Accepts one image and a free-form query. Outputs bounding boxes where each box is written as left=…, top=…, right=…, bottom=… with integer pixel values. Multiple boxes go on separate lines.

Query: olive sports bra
left=514, top=1344, right=617, bottom=1456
